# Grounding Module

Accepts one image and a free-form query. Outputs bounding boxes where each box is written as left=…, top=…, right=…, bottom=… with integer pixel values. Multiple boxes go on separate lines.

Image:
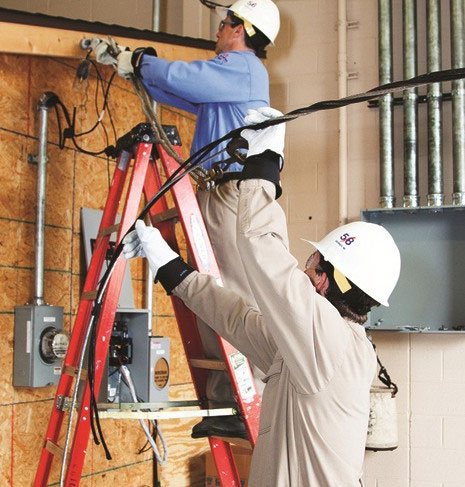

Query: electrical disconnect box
left=99, top=309, right=170, bottom=404
left=14, top=305, right=67, bottom=387
left=363, top=206, right=465, bottom=333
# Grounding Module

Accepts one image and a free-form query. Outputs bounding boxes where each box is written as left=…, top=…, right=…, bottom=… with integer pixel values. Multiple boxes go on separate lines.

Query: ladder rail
left=64, top=142, right=153, bottom=485
left=34, top=150, right=133, bottom=486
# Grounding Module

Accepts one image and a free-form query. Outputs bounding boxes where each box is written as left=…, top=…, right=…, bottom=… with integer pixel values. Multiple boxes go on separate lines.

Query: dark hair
left=318, top=255, right=380, bottom=324
left=230, top=13, right=271, bottom=55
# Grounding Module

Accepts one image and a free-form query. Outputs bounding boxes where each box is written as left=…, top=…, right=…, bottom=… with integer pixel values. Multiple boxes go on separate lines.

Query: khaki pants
left=196, top=181, right=265, bottom=406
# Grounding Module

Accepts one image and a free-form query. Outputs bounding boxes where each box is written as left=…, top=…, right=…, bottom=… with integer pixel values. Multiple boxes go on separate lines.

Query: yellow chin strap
left=234, top=13, right=256, bottom=37
left=333, top=268, right=352, bottom=294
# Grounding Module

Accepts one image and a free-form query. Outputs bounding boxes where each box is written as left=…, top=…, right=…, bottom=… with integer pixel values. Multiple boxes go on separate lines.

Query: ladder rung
left=63, top=366, right=88, bottom=380
left=98, top=223, right=119, bottom=238
left=45, top=440, right=64, bottom=459
left=151, top=207, right=178, bottom=224
left=190, top=359, right=226, bottom=371
left=82, top=290, right=98, bottom=300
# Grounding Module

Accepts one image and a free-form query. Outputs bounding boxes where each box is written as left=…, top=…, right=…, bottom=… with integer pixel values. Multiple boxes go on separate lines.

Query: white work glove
left=122, top=220, right=179, bottom=277
left=116, top=50, right=134, bottom=79
left=241, top=107, right=285, bottom=159
left=89, top=37, right=134, bottom=79
left=89, top=37, right=118, bottom=67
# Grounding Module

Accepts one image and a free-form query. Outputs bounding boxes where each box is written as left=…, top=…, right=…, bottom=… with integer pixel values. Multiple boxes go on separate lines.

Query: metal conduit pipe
left=402, top=0, right=419, bottom=208
left=338, top=0, right=348, bottom=224
left=152, top=0, right=160, bottom=31
left=450, top=0, right=465, bottom=205
left=426, top=0, right=444, bottom=207
left=378, top=0, right=395, bottom=208
left=33, top=93, right=56, bottom=306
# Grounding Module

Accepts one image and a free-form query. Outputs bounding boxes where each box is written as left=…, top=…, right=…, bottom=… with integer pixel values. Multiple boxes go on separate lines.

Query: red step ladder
left=33, top=123, right=261, bottom=487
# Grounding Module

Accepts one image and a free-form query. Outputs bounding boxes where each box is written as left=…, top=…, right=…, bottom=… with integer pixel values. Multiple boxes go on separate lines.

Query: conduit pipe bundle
left=378, top=0, right=465, bottom=207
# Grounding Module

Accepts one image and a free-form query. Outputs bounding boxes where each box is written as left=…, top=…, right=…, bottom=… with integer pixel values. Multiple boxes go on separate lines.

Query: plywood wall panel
left=73, top=152, right=113, bottom=229
left=45, top=145, right=75, bottom=229
left=0, top=33, right=214, bottom=483
left=0, top=405, right=12, bottom=486
left=154, top=283, right=174, bottom=317
left=0, top=53, right=30, bottom=135
left=12, top=400, right=54, bottom=485
left=0, top=219, right=20, bottom=267
left=15, top=269, right=34, bottom=307
left=156, top=315, right=192, bottom=385
left=0, top=269, right=18, bottom=312
left=0, top=315, right=14, bottom=404
left=0, top=131, right=23, bottom=221
left=44, top=271, right=72, bottom=312
left=159, top=383, right=210, bottom=487
left=17, top=138, right=39, bottom=223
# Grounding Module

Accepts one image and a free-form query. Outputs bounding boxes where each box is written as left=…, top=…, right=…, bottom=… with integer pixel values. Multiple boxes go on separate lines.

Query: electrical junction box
left=14, top=305, right=65, bottom=387
left=81, top=207, right=135, bottom=309
left=99, top=309, right=170, bottom=404
left=363, top=205, right=465, bottom=333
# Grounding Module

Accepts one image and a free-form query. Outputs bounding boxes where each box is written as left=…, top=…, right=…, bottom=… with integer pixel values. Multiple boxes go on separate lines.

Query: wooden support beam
left=0, top=21, right=213, bottom=61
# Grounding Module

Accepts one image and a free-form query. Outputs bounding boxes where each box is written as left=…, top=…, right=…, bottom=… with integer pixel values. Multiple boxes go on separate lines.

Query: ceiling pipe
left=426, top=0, right=444, bottom=207
left=450, top=0, right=465, bottom=205
left=378, top=0, right=395, bottom=209
left=402, top=0, right=420, bottom=208
left=338, top=0, right=348, bottom=225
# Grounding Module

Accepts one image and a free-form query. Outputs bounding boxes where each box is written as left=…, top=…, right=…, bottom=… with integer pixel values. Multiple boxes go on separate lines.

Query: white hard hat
left=216, top=0, right=280, bottom=45
left=302, top=221, right=401, bottom=307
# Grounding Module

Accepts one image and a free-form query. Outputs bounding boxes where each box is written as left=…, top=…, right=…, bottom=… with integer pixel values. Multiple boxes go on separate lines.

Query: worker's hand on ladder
left=123, top=220, right=180, bottom=277
left=241, top=107, right=285, bottom=161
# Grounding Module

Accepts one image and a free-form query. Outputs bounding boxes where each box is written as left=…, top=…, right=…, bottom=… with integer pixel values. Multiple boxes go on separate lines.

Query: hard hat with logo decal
left=216, top=0, right=280, bottom=45
left=302, top=221, right=401, bottom=307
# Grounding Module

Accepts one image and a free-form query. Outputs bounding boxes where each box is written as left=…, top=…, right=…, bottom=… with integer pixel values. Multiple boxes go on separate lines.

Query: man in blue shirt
left=91, top=0, right=280, bottom=440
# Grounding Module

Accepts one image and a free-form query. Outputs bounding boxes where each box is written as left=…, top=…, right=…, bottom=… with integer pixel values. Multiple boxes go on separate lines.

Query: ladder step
left=45, top=440, right=64, bottom=459
left=98, top=223, right=119, bottom=238
left=151, top=207, right=178, bottom=224
left=82, top=290, right=98, bottom=300
left=62, top=365, right=88, bottom=380
left=190, top=359, right=226, bottom=371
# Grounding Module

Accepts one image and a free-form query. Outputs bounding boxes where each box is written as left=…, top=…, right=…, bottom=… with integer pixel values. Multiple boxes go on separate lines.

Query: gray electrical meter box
left=99, top=309, right=171, bottom=404
left=363, top=206, right=465, bottom=332
left=14, top=305, right=65, bottom=387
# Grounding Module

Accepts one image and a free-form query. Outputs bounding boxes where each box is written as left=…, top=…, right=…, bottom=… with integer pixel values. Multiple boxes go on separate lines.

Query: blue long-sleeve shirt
left=139, top=50, right=270, bottom=172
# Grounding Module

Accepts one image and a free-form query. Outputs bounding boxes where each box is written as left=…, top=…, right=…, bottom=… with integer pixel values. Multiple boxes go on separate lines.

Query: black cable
left=85, top=65, right=465, bottom=455
left=199, top=0, right=230, bottom=9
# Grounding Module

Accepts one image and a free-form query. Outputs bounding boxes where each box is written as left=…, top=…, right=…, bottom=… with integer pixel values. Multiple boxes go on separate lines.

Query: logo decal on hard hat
left=336, top=233, right=356, bottom=250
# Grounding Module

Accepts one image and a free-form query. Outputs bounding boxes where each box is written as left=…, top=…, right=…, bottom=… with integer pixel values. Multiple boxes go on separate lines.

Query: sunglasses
left=218, top=19, right=238, bottom=31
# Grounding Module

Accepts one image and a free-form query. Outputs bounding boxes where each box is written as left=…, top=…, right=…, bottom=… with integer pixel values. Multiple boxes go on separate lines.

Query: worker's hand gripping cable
left=238, top=107, right=285, bottom=198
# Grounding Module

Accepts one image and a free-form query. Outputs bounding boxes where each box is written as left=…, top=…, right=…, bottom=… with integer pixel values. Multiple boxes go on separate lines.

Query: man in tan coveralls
left=123, top=108, right=401, bottom=486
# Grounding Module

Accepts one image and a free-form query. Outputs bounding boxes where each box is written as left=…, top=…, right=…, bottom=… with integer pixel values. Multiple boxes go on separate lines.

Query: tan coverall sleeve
left=236, top=180, right=350, bottom=393
left=174, top=272, right=278, bottom=374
